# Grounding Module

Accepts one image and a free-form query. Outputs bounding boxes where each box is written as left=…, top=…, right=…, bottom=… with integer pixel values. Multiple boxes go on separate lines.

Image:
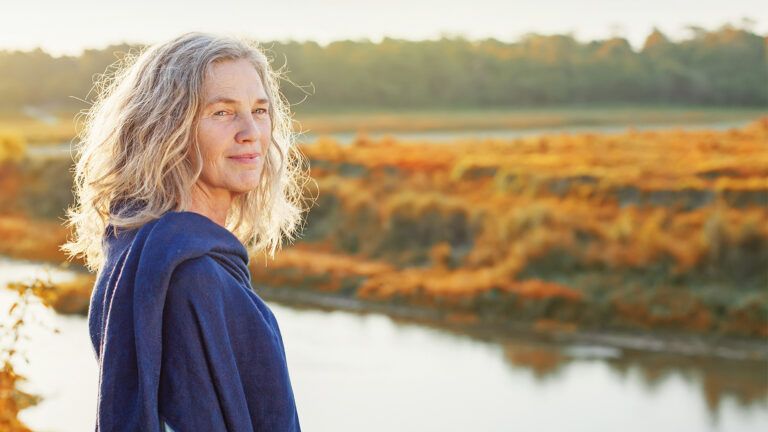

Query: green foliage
left=0, top=24, right=765, bottom=112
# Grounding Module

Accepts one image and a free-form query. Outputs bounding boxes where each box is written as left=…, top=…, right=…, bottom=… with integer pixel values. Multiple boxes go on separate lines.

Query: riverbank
left=256, top=284, right=768, bottom=362
left=2, top=257, right=765, bottom=364
left=4, top=254, right=764, bottom=362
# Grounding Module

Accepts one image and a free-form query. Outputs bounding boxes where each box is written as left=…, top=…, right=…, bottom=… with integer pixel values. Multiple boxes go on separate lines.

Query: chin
left=230, top=176, right=261, bottom=193
left=229, top=187, right=254, bottom=196
left=230, top=183, right=260, bottom=195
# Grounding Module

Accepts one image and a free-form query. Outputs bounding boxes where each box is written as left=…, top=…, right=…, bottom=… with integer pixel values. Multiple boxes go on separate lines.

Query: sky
left=1, top=0, right=766, bottom=56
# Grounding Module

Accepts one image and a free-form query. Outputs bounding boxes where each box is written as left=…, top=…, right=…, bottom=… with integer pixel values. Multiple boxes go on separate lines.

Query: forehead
left=202, top=58, right=266, bottom=98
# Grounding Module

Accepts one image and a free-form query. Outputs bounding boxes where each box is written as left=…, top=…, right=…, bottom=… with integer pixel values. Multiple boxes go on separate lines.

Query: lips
left=228, top=153, right=262, bottom=164
left=229, top=153, right=261, bottom=159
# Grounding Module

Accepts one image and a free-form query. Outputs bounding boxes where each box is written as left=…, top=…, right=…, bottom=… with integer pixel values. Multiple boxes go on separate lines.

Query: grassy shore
left=292, top=105, right=767, bottom=134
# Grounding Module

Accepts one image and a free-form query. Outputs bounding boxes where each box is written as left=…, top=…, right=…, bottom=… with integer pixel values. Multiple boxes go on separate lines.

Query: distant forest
left=0, top=23, right=766, bottom=112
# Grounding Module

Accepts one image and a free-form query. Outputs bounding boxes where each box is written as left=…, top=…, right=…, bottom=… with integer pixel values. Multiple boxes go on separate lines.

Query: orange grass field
left=259, top=117, right=768, bottom=336
left=0, top=118, right=766, bottom=337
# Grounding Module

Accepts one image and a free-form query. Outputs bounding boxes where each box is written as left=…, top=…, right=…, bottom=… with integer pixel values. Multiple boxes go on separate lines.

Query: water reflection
left=1, top=257, right=767, bottom=432
left=0, top=258, right=97, bottom=432
left=276, top=304, right=768, bottom=432
left=501, top=341, right=768, bottom=420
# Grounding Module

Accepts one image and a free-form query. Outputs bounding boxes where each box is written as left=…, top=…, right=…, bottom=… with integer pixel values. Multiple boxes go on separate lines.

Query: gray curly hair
left=61, top=32, right=314, bottom=273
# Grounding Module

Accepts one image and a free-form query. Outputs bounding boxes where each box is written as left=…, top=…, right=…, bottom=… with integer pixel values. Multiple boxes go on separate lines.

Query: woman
left=62, top=32, right=313, bottom=431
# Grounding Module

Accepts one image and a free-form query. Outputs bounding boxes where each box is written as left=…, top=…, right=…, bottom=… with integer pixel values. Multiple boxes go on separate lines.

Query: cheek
left=197, top=124, right=230, bottom=162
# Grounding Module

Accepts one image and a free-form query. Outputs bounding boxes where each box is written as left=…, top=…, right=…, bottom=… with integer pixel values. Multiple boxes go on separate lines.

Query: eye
left=212, top=110, right=230, bottom=117
left=252, top=108, right=268, bottom=115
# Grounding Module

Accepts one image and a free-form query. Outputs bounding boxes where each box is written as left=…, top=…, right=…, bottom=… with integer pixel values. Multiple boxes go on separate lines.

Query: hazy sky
left=2, top=0, right=766, bottom=56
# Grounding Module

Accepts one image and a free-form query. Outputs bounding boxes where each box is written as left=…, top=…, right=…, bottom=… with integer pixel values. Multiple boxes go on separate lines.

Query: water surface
left=1, top=257, right=766, bottom=432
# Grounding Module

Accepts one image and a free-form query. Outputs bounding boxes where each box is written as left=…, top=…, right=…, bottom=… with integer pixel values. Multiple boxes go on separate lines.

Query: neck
left=188, top=186, right=232, bottom=227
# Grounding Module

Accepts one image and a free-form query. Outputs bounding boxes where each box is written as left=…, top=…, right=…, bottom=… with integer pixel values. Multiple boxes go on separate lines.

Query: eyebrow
left=204, top=96, right=269, bottom=107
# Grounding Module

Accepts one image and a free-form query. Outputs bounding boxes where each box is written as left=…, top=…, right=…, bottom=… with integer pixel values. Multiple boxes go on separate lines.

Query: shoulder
left=133, top=211, right=246, bottom=274
left=168, top=256, right=227, bottom=303
left=147, top=212, right=207, bottom=247
left=147, top=211, right=247, bottom=259
left=152, top=211, right=222, bottom=238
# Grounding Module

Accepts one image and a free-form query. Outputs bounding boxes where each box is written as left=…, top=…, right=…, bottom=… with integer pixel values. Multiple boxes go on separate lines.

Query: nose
left=235, top=113, right=263, bottom=145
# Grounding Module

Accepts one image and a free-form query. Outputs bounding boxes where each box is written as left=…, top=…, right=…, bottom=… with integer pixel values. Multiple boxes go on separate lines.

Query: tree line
left=0, top=23, right=765, bottom=112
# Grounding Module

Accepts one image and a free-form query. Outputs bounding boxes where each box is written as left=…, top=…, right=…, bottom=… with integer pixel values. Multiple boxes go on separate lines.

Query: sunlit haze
left=2, top=0, right=766, bottom=56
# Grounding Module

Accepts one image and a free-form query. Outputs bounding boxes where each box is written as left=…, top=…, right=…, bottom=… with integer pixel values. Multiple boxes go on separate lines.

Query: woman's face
left=194, top=58, right=270, bottom=204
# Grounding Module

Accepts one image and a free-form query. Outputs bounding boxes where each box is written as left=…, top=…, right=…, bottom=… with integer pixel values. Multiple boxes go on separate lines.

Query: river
left=1, top=257, right=766, bottom=432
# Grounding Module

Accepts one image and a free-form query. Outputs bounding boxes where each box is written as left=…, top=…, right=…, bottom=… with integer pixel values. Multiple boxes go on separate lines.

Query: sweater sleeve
left=157, top=256, right=301, bottom=432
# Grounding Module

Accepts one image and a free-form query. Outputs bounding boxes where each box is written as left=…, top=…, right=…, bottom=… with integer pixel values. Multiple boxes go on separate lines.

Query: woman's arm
left=159, top=256, right=301, bottom=432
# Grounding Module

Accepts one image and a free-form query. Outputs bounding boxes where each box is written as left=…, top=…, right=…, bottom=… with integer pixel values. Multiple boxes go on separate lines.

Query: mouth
left=228, top=153, right=261, bottom=164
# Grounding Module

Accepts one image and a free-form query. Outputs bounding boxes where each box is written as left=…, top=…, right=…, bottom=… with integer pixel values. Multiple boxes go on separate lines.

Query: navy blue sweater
left=88, top=210, right=301, bottom=431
